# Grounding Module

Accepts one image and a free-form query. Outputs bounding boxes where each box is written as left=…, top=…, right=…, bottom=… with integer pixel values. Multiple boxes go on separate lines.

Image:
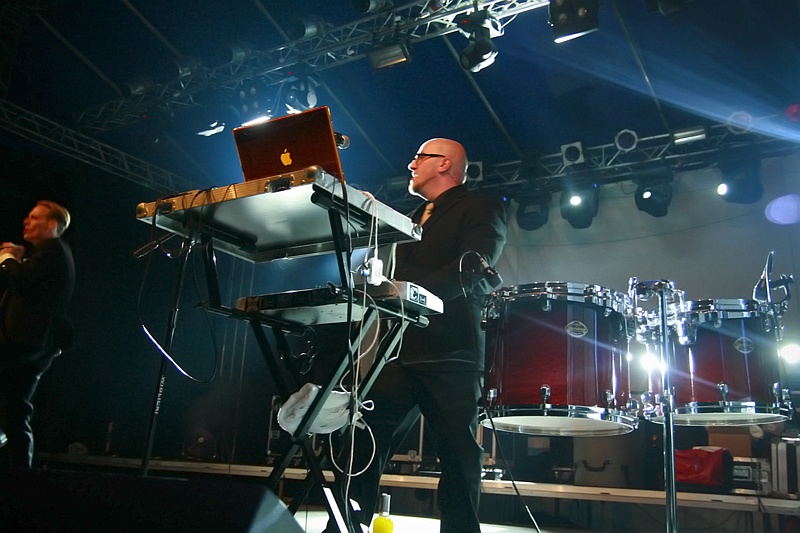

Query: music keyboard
left=235, top=281, right=443, bottom=326
left=135, top=166, right=421, bottom=263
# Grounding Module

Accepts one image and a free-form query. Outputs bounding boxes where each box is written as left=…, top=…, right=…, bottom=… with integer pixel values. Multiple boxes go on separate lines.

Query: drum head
left=481, top=405, right=637, bottom=437
left=649, top=402, right=789, bottom=427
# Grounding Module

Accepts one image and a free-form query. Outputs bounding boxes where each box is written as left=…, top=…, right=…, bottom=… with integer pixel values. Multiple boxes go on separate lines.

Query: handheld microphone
left=334, top=132, right=350, bottom=149
left=478, top=256, right=503, bottom=288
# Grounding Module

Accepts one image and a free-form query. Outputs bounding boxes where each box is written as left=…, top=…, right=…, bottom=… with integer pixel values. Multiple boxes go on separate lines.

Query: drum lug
left=540, top=384, right=551, bottom=406
left=782, top=388, right=794, bottom=420
left=717, top=382, right=729, bottom=402
left=541, top=300, right=551, bottom=312
left=486, top=388, right=498, bottom=404
left=603, top=389, right=615, bottom=409
left=640, top=391, right=656, bottom=415
left=626, top=397, right=641, bottom=415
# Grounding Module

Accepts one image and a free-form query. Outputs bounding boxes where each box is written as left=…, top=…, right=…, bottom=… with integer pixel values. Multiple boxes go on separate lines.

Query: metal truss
left=0, top=98, right=197, bottom=194
left=74, top=0, right=548, bottom=132
left=374, top=123, right=800, bottom=208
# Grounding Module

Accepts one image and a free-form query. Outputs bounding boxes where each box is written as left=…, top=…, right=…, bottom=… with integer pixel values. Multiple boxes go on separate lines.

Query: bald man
left=329, top=139, right=507, bottom=533
left=0, top=200, right=75, bottom=470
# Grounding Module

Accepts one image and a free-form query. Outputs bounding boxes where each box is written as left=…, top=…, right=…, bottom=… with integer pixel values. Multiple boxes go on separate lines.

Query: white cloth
left=277, top=383, right=352, bottom=435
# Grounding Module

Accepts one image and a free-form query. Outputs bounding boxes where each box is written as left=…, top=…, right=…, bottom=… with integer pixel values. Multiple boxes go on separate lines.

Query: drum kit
left=480, top=252, right=795, bottom=531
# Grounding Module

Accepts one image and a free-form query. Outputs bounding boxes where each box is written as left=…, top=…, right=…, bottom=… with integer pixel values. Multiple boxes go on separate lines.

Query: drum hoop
left=501, top=282, right=630, bottom=314
left=482, top=405, right=638, bottom=428
left=682, top=298, right=762, bottom=319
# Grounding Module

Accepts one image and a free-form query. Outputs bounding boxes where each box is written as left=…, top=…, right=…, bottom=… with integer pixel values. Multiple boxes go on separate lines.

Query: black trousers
left=328, top=362, right=484, bottom=533
left=0, top=344, right=54, bottom=470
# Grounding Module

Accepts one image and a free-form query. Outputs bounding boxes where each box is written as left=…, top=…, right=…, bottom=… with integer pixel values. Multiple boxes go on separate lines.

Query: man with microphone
left=327, top=138, right=507, bottom=533
left=0, top=200, right=75, bottom=470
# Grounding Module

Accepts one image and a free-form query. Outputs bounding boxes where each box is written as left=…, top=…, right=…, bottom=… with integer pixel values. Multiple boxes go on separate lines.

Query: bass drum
left=667, top=299, right=790, bottom=426
left=482, top=282, right=637, bottom=437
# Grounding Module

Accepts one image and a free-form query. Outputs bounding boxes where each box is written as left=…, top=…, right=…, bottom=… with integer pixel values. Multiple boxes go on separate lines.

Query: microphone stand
left=140, top=235, right=193, bottom=476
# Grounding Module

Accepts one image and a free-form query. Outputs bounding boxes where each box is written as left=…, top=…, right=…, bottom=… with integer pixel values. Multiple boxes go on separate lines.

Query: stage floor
left=291, top=509, right=574, bottom=532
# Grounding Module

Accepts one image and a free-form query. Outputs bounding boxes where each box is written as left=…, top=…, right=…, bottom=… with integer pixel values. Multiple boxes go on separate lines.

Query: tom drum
left=482, top=282, right=637, bottom=437
left=667, top=298, right=791, bottom=426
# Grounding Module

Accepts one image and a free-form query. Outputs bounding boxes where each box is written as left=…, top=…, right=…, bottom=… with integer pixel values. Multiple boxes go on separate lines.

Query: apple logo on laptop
left=281, top=149, right=292, bottom=166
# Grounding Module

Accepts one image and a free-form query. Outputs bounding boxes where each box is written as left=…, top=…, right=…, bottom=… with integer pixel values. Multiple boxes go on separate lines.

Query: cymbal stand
left=630, top=279, right=680, bottom=533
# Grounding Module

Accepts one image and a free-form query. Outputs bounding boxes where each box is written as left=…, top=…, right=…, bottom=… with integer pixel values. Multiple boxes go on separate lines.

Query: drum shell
left=673, top=312, right=778, bottom=407
left=485, top=284, right=628, bottom=412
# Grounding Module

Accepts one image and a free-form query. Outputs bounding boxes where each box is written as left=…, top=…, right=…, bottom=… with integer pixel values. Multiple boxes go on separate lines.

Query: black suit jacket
left=393, top=185, right=507, bottom=370
left=0, top=237, right=75, bottom=366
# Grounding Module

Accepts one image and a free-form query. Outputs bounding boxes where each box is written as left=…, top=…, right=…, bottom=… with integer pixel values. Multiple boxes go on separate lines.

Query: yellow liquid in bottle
left=373, top=514, right=394, bottom=533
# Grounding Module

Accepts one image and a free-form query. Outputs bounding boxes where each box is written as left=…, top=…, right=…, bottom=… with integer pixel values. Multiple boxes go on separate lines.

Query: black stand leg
left=140, top=239, right=192, bottom=477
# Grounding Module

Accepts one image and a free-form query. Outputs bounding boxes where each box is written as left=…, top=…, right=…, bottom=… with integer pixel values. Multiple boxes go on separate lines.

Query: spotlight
left=235, top=79, right=270, bottom=121
left=286, top=17, right=327, bottom=40
left=516, top=193, right=551, bottom=231
left=549, top=0, right=599, bottom=43
left=560, top=181, right=598, bottom=229
left=368, top=40, right=412, bottom=69
left=466, top=161, right=483, bottom=182
left=726, top=111, right=753, bottom=135
left=614, top=129, right=638, bottom=152
left=174, top=56, right=201, bottom=79
left=561, top=141, right=584, bottom=166
left=717, top=158, right=763, bottom=204
left=457, top=10, right=502, bottom=73
left=352, top=0, right=391, bottom=14
left=285, top=79, right=317, bottom=113
left=635, top=181, right=673, bottom=217
left=672, top=125, right=707, bottom=145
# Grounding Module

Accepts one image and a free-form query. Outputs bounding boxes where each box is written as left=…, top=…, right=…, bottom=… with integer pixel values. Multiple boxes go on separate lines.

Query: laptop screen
left=232, top=106, right=344, bottom=182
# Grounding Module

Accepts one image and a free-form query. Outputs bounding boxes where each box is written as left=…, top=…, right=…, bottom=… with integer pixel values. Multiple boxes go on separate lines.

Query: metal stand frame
left=136, top=193, right=425, bottom=533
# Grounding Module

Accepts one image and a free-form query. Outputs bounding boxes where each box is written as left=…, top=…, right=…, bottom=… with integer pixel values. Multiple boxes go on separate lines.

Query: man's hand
left=0, top=242, right=24, bottom=263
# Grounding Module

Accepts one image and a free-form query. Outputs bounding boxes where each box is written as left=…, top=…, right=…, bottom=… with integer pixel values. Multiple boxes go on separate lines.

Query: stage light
left=778, top=343, right=800, bottom=364
left=614, top=129, right=638, bottom=152
left=517, top=196, right=550, bottom=231
left=174, top=56, right=202, bottom=79
left=672, top=125, right=707, bottom=145
left=368, top=40, right=411, bottom=69
left=457, top=9, right=502, bottom=73
left=560, top=181, right=598, bottom=229
left=352, top=0, right=391, bottom=14
left=726, top=111, right=753, bottom=135
left=285, top=79, right=317, bottom=113
left=466, top=161, right=483, bottom=182
left=549, top=0, right=599, bottom=43
left=561, top=141, right=584, bottom=166
left=635, top=181, right=673, bottom=217
left=717, top=158, right=763, bottom=204
left=286, top=17, right=327, bottom=40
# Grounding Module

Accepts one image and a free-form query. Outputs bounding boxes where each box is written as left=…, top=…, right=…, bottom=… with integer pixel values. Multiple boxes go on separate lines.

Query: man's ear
left=47, top=218, right=58, bottom=235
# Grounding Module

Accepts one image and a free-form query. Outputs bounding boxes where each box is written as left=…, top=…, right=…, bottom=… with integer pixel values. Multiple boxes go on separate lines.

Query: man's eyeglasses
left=413, top=153, right=446, bottom=161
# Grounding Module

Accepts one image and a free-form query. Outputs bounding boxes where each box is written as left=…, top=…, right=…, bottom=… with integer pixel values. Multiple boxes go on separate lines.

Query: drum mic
left=478, top=255, right=503, bottom=288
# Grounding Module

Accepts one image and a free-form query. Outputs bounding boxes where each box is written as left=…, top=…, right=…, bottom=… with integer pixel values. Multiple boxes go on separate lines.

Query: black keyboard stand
left=136, top=174, right=426, bottom=533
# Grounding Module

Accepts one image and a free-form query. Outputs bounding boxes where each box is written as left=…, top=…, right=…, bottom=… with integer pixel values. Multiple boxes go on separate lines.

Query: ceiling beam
left=0, top=98, right=197, bottom=193
left=73, top=0, right=549, bottom=132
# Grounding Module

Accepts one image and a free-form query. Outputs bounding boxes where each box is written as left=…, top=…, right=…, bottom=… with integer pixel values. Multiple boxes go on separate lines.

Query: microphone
left=133, top=233, right=175, bottom=259
left=334, top=132, right=350, bottom=149
left=477, top=255, right=503, bottom=289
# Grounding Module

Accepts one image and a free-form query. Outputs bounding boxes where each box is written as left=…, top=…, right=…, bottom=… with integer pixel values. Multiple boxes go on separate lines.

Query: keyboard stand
left=135, top=168, right=428, bottom=533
